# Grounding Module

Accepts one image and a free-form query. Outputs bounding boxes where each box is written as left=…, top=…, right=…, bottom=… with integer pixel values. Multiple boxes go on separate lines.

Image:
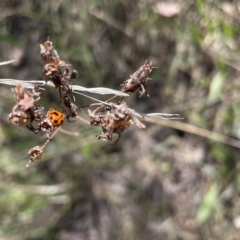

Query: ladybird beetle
left=47, top=108, right=65, bottom=127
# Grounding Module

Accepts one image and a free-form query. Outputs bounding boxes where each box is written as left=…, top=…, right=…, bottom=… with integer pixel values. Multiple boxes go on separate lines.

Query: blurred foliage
left=1, top=0, right=240, bottom=239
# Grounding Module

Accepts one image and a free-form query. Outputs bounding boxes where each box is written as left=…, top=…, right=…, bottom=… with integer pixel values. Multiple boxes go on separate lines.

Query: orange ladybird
left=47, top=108, right=65, bottom=127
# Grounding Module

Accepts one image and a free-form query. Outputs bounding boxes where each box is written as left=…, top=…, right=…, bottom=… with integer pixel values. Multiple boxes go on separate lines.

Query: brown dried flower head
left=89, top=102, right=146, bottom=143
left=8, top=110, right=32, bottom=127
left=121, top=60, right=155, bottom=97
left=40, top=40, right=78, bottom=98
left=40, top=40, right=61, bottom=65
left=8, top=85, right=44, bottom=132
left=27, top=146, right=43, bottom=167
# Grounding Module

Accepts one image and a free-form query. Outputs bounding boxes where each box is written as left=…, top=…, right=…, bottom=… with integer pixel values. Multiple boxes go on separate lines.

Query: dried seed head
left=8, top=109, right=32, bottom=126
left=8, top=85, right=46, bottom=133
left=40, top=40, right=78, bottom=98
left=27, top=146, right=43, bottom=167
left=40, top=40, right=61, bottom=64
left=89, top=102, right=145, bottom=143
left=121, top=60, right=156, bottom=97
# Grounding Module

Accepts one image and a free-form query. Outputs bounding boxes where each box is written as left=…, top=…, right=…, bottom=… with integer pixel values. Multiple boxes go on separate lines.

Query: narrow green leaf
left=190, top=25, right=202, bottom=45
left=196, top=183, right=219, bottom=224
left=207, top=72, right=226, bottom=103
left=196, top=0, right=203, bottom=15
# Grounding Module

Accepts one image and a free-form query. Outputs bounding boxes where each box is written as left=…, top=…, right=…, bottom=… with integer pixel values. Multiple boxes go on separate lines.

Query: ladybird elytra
left=47, top=108, right=65, bottom=127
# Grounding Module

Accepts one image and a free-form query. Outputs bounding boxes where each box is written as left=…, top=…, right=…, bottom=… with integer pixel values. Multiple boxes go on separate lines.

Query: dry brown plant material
left=7, top=39, right=178, bottom=166
left=89, top=102, right=146, bottom=143
left=40, top=39, right=78, bottom=98
left=121, top=60, right=156, bottom=97
left=8, top=84, right=44, bottom=133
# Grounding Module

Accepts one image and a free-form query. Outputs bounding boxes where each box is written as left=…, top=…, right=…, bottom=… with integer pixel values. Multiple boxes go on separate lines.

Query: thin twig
left=147, top=116, right=240, bottom=149
left=76, top=115, right=91, bottom=125
left=59, top=128, right=79, bottom=136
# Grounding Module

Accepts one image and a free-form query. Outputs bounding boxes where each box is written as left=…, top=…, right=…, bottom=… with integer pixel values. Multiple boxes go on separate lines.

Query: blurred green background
left=1, top=0, right=240, bottom=239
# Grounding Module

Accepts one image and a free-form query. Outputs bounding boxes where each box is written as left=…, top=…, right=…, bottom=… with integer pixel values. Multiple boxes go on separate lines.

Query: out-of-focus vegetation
left=1, top=0, right=240, bottom=239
